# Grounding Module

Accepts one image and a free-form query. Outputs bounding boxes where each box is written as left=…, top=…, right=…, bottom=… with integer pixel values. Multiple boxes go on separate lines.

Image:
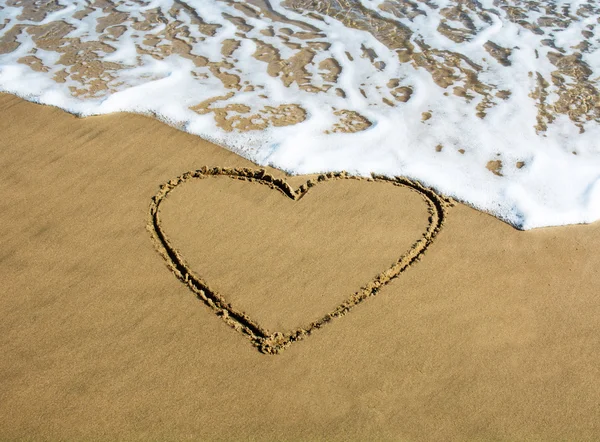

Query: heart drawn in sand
left=148, top=167, right=449, bottom=354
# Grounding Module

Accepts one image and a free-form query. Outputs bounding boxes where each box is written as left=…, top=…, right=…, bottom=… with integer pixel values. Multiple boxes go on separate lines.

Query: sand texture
left=1, top=93, right=600, bottom=440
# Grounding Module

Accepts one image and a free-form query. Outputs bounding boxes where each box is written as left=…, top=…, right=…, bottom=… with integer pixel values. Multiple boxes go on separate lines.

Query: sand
left=1, top=92, right=599, bottom=440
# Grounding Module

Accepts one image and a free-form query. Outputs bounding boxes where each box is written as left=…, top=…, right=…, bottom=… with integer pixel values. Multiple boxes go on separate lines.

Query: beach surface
left=1, top=92, right=599, bottom=439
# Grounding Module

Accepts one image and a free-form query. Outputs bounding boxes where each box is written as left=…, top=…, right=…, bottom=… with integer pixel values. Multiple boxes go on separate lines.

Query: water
left=1, top=0, right=599, bottom=229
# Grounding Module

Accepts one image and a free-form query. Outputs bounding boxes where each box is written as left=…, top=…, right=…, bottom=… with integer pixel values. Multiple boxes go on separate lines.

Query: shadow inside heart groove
left=148, top=167, right=449, bottom=354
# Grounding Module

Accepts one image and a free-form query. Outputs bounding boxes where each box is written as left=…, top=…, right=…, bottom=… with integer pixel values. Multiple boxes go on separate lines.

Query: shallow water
left=1, top=0, right=599, bottom=228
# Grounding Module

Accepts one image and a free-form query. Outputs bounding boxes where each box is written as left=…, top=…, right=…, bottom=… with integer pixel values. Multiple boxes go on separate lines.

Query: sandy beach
left=1, top=92, right=600, bottom=439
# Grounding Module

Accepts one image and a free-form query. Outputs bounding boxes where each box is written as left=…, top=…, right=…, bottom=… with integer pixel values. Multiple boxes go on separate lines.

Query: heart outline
left=148, top=167, right=450, bottom=354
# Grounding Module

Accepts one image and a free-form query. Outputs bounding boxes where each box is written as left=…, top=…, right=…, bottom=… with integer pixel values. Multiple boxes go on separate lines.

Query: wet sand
left=1, top=93, right=599, bottom=439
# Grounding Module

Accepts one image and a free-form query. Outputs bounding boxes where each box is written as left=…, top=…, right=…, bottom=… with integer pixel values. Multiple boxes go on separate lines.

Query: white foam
left=1, top=0, right=600, bottom=229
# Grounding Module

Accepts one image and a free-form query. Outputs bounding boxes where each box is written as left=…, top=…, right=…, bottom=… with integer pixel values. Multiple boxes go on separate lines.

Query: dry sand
left=1, top=92, right=599, bottom=440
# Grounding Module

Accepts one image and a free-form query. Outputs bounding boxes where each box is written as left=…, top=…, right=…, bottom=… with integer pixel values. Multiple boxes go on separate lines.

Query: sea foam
left=1, top=0, right=599, bottom=229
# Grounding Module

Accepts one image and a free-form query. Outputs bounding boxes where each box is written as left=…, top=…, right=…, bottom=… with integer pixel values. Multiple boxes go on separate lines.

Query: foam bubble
left=1, top=0, right=600, bottom=229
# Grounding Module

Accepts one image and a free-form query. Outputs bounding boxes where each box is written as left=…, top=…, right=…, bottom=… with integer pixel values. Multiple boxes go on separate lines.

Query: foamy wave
left=1, top=0, right=599, bottom=229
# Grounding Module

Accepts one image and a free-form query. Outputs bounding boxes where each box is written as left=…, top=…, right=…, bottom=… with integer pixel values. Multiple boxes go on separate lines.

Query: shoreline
left=1, top=93, right=599, bottom=439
